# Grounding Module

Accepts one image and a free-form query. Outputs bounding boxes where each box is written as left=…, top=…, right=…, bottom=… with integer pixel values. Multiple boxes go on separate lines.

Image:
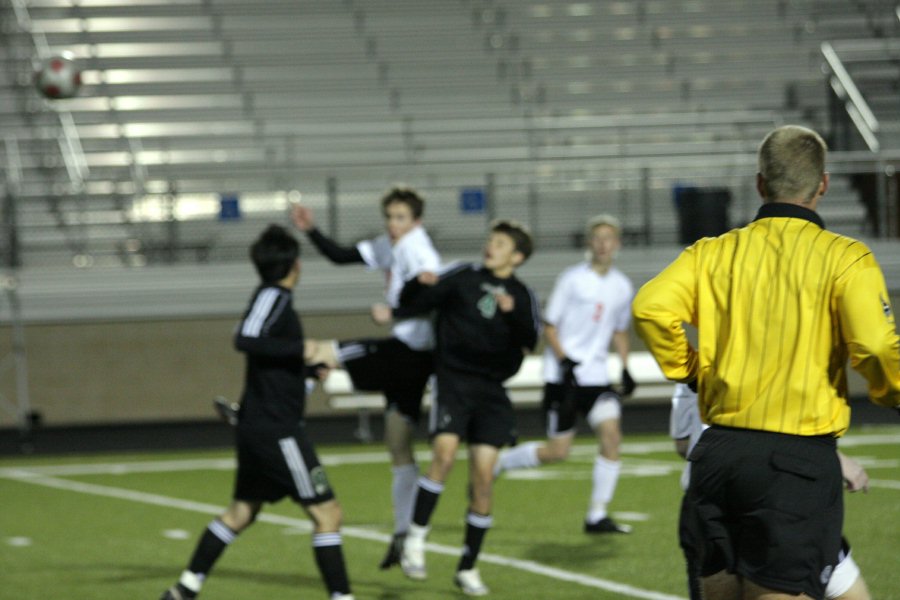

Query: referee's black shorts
left=337, top=337, right=433, bottom=423
left=683, top=425, right=842, bottom=598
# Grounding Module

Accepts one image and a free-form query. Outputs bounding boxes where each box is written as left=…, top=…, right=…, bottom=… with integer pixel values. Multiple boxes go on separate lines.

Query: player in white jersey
left=293, top=187, right=441, bottom=569
left=670, top=384, right=872, bottom=600
left=495, top=214, right=637, bottom=534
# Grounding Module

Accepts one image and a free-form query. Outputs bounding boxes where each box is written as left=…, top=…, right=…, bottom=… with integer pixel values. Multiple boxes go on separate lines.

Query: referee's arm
left=836, top=260, right=900, bottom=408
left=632, top=247, right=700, bottom=384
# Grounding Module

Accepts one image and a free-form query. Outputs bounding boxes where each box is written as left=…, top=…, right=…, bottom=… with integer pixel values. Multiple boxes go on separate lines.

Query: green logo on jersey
left=477, top=283, right=507, bottom=319
left=477, top=293, right=497, bottom=318
left=310, top=466, right=331, bottom=496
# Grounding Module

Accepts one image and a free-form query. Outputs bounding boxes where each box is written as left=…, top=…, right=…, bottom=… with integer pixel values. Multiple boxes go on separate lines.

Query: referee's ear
left=807, top=173, right=830, bottom=210
left=756, top=172, right=769, bottom=201
left=817, top=172, right=830, bottom=199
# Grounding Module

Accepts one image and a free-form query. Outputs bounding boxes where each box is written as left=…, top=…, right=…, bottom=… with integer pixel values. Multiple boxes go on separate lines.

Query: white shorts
left=825, top=548, right=860, bottom=599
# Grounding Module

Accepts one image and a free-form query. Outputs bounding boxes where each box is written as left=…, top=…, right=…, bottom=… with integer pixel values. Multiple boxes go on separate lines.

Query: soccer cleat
left=330, top=595, right=355, bottom=600
left=379, top=532, right=406, bottom=570
left=400, top=532, right=427, bottom=580
left=159, top=584, right=196, bottom=600
left=212, top=396, right=239, bottom=426
left=454, top=568, right=489, bottom=596
left=584, top=516, right=632, bottom=534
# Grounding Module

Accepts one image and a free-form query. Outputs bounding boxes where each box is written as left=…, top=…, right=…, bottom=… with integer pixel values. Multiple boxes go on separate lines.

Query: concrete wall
left=0, top=312, right=385, bottom=427
left=2, top=242, right=898, bottom=427
left=3, top=298, right=897, bottom=427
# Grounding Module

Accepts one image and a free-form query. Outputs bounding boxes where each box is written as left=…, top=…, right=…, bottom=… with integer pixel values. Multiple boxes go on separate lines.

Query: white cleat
left=330, top=595, right=354, bottom=600
left=400, top=533, right=427, bottom=580
left=454, top=568, right=489, bottom=596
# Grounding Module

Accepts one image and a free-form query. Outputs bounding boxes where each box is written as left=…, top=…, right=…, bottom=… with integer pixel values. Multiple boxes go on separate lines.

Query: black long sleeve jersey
left=234, top=284, right=307, bottom=428
left=394, top=263, right=541, bottom=382
left=306, top=227, right=365, bottom=264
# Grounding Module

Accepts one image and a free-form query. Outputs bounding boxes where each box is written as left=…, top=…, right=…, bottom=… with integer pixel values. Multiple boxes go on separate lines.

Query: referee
left=632, top=125, right=900, bottom=600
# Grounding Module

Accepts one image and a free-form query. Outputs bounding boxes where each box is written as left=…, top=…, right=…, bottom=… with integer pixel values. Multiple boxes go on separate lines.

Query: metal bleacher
left=1, top=0, right=896, bottom=272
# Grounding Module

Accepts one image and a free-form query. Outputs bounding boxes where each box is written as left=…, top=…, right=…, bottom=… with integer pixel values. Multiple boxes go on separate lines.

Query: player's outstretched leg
left=380, top=408, right=420, bottom=570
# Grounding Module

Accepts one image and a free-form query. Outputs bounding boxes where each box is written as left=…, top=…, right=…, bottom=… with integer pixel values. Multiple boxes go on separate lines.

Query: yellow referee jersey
left=633, top=202, right=900, bottom=436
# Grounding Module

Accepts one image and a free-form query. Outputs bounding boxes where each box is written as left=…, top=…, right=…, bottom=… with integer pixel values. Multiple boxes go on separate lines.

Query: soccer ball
left=34, top=53, right=82, bottom=99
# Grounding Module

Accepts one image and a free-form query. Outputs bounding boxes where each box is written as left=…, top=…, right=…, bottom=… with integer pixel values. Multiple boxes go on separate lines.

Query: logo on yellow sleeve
left=881, top=295, right=893, bottom=319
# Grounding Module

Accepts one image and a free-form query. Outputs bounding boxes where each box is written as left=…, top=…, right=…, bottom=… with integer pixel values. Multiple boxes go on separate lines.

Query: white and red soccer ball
left=34, top=53, right=82, bottom=99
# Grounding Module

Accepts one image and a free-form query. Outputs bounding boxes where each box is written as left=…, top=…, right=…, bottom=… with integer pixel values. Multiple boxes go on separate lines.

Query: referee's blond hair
left=758, top=125, right=827, bottom=203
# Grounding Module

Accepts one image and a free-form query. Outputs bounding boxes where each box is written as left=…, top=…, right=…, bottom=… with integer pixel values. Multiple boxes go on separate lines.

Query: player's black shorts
left=542, top=383, right=619, bottom=435
left=338, top=337, right=433, bottom=422
left=430, top=366, right=516, bottom=448
left=683, top=425, right=842, bottom=598
left=233, top=422, right=335, bottom=506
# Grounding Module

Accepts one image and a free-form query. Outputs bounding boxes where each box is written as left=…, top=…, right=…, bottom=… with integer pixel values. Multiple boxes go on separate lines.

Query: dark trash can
left=676, top=186, right=731, bottom=245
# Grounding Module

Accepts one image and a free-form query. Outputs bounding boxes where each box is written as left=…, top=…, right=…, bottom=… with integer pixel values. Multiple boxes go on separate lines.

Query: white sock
left=391, top=463, right=419, bottom=534
left=497, top=441, right=542, bottom=474
left=178, top=570, right=204, bottom=594
left=407, top=522, right=430, bottom=542
left=587, top=456, right=621, bottom=523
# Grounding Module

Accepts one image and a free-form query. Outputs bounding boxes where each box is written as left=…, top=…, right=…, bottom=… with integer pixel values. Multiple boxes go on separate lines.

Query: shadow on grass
left=523, top=539, right=619, bottom=568
left=95, top=561, right=457, bottom=599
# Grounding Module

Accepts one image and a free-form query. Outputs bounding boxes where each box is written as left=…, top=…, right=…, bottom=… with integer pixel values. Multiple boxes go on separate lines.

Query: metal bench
left=323, top=351, right=671, bottom=442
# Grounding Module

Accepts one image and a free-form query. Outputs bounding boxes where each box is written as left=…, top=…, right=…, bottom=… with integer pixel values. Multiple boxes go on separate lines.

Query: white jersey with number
left=356, top=226, right=441, bottom=350
left=542, top=263, right=634, bottom=386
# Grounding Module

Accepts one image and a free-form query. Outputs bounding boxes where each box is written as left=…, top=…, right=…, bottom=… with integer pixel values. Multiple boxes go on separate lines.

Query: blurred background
left=2, top=0, right=899, bottom=451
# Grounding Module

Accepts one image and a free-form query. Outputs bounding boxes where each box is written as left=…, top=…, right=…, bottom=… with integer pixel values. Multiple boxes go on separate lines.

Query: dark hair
left=381, top=186, right=425, bottom=219
left=491, top=219, right=534, bottom=261
left=250, top=224, right=300, bottom=283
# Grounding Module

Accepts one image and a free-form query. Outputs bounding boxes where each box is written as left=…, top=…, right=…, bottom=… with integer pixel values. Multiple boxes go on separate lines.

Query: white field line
left=2, top=471, right=686, bottom=600
left=869, top=479, right=900, bottom=490
left=2, top=431, right=896, bottom=478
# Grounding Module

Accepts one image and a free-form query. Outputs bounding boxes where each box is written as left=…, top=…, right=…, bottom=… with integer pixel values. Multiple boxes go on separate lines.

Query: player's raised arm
left=291, top=203, right=365, bottom=265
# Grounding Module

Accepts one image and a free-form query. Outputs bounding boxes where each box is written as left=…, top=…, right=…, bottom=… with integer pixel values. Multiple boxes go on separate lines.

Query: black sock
left=312, top=532, right=351, bottom=596
left=457, top=511, right=493, bottom=571
left=412, top=476, right=444, bottom=527
left=186, top=519, right=237, bottom=580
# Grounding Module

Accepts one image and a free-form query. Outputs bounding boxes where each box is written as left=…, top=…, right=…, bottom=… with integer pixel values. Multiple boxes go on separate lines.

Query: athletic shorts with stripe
left=542, top=383, right=620, bottom=435
left=430, top=366, right=517, bottom=448
left=683, top=425, right=842, bottom=598
left=234, top=423, right=335, bottom=506
left=337, top=337, right=433, bottom=422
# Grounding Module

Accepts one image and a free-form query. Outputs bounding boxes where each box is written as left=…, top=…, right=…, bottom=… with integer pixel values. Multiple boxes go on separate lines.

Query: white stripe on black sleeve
left=241, top=288, right=279, bottom=337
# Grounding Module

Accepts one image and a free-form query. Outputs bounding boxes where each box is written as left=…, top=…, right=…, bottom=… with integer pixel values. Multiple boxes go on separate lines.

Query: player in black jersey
left=160, top=225, right=354, bottom=600
left=373, top=220, right=541, bottom=596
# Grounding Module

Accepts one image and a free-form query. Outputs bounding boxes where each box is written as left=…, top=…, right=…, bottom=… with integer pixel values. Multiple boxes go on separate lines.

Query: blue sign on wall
left=219, top=193, right=241, bottom=221
left=459, top=188, right=486, bottom=214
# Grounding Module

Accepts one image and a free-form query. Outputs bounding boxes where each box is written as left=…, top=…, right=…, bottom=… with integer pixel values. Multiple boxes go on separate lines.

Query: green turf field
left=2, top=425, right=898, bottom=599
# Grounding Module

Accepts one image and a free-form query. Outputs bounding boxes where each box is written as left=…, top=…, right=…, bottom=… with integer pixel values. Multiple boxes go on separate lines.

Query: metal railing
left=822, top=40, right=881, bottom=152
